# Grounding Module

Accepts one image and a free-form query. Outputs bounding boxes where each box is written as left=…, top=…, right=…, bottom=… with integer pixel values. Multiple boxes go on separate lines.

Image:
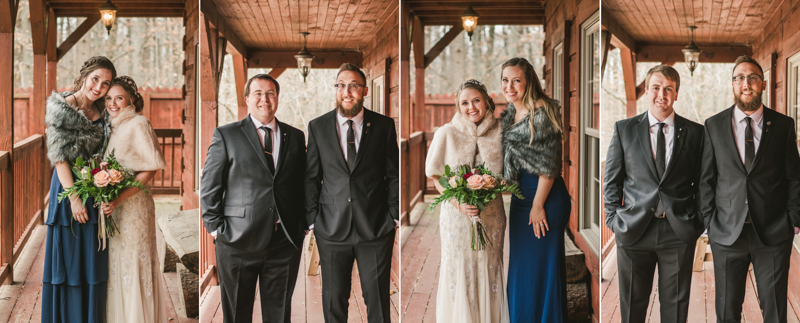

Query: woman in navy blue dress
left=499, top=58, right=571, bottom=323
left=41, top=56, right=116, bottom=323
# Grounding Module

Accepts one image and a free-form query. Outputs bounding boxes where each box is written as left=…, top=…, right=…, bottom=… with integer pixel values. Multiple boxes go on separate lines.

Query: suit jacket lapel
left=351, top=110, right=374, bottom=172
left=275, top=119, right=290, bottom=175
left=326, top=111, right=350, bottom=170
left=635, top=113, right=659, bottom=180
left=662, top=115, right=685, bottom=182
left=723, top=106, right=748, bottom=174
left=749, top=106, right=773, bottom=173
left=240, top=116, right=272, bottom=174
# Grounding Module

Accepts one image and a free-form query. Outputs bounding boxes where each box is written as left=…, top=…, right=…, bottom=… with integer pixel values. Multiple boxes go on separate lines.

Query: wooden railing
left=0, top=134, right=50, bottom=284
left=400, top=131, right=429, bottom=225
left=152, top=129, right=182, bottom=195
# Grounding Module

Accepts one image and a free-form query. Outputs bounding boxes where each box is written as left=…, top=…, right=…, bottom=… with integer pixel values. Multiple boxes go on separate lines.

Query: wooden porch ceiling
left=602, top=0, right=780, bottom=48
left=46, top=0, right=185, bottom=17
left=407, top=0, right=546, bottom=25
left=204, top=0, right=396, bottom=53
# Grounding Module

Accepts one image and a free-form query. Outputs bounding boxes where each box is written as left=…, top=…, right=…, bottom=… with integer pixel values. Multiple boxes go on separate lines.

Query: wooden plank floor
left=198, top=233, right=401, bottom=322
left=0, top=195, right=197, bottom=322
left=601, top=247, right=800, bottom=323
left=400, top=197, right=511, bottom=322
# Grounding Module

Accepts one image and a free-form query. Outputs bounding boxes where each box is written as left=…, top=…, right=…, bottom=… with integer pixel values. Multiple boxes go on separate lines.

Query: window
left=553, top=42, right=564, bottom=104
left=763, top=69, right=770, bottom=109
left=579, top=11, right=601, bottom=254
left=787, top=52, right=800, bottom=250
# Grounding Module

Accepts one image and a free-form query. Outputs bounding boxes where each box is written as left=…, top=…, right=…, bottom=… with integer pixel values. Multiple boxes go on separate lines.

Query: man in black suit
left=305, top=63, right=399, bottom=323
left=603, top=65, right=705, bottom=323
left=699, top=55, right=800, bottom=322
left=201, top=74, right=307, bottom=323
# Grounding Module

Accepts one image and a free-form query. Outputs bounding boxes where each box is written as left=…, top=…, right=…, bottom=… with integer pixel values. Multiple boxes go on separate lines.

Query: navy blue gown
left=41, top=118, right=107, bottom=323
left=507, top=171, right=571, bottom=323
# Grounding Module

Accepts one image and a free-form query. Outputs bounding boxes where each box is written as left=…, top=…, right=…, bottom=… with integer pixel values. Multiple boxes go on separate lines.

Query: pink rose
left=94, top=170, right=112, bottom=187
left=482, top=174, right=497, bottom=189
left=466, top=174, right=485, bottom=190
left=108, top=169, right=124, bottom=184
left=448, top=176, right=459, bottom=188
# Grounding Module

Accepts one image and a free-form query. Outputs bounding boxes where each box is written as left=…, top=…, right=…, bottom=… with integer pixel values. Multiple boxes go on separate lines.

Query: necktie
left=346, top=120, right=356, bottom=170
left=655, top=122, right=665, bottom=217
left=744, top=116, right=754, bottom=171
left=260, top=126, right=275, bottom=174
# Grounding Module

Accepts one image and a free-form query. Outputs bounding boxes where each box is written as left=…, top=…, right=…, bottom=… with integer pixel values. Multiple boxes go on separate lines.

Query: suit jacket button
left=745, top=199, right=748, bottom=204
left=348, top=197, right=351, bottom=202
left=269, top=207, right=273, bottom=212
left=691, top=182, right=694, bottom=186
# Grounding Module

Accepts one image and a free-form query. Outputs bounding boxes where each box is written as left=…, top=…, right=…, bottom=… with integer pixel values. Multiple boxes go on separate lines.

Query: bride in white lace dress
left=425, top=80, right=510, bottom=323
left=101, top=76, right=168, bottom=323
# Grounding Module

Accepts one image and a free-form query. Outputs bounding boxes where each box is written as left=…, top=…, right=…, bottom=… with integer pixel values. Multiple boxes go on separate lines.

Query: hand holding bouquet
left=430, top=163, right=523, bottom=250
left=58, top=149, right=148, bottom=249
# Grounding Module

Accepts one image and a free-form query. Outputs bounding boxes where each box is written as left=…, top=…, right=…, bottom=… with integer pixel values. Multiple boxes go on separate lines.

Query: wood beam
left=268, top=68, right=286, bottom=79
left=200, top=0, right=247, bottom=58
left=0, top=0, right=16, bottom=32
left=247, top=51, right=363, bottom=69
left=29, top=0, right=46, bottom=54
left=620, top=46, right=638, bottom=118
left=420, top=17, right=543, bottom=25
left=636, top=44, right=752, bottom=63
left=601, top=31, right=611, bottom=81
left=400, top=0, right=411, bottom=139
left=601, top=6, right=635, bottom=52
left=199, top=12, right=218, bottom=168
left=231, top=53, right=248, bottom=120
left=424, top=24, right=462, bottom=69
left=54, top=9, right=183, bottom=17
left=56, top=15, right=99, bottom=61
left=0, top=32, right=14, bottom=283
left=412, top=15, right=424, bottom=69
left=412, top=8, right=545, bottom=17
left=46, top=8, right=57, bottom=94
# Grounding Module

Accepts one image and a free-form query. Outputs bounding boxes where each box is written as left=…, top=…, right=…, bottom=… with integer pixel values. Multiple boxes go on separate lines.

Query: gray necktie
left=346, top=120, right=356, bottom=170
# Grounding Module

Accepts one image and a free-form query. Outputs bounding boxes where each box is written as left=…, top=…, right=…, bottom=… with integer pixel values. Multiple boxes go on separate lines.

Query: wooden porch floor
left=0, top=195, right=197, bottom=322
left=601, top=247, right=800, bottom=323
left=400, top=197, right=511, bottom=322
left=198, top=233, right=401, bottom=322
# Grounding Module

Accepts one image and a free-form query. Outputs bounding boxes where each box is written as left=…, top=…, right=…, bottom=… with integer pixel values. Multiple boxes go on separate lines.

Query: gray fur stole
left=500, top=102, right=563, bottom=183
left=45, top=91, right=112, bottom=166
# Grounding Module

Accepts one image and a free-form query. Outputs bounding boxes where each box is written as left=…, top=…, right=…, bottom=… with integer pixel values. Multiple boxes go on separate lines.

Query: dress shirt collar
left=251, top=114, right=277, bottom=130
left=733, top=105, right=764, bottom=125
left=336, top=108, right=365, bottom=127
left=647, top=110, right=675, bottom=128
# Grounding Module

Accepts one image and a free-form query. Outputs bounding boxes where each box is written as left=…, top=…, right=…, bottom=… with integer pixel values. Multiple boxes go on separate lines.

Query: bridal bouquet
left=430, top=163, right=523, bottom=250
left=58, top=150, right=147, bottom=249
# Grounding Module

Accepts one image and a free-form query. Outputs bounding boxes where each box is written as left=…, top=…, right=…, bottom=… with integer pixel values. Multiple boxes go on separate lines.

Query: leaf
left=444, top=164, right=451, bottom=176
left=439, top=176, right=450, bottom=189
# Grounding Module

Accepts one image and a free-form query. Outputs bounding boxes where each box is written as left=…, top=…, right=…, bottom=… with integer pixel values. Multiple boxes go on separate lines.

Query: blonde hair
left=501, top=58, right=564, bottom=143
left=454, top=79, right=495, bottom=116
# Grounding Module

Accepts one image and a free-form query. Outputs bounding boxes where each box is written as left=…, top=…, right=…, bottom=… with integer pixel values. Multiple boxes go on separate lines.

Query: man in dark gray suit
left=604, top=65, right=705, bottom=323
left=699, top=55, right=800, bottom=322
left=305, top=63, right=399, bottom=323
left=201, top=74, right=308, bottom=323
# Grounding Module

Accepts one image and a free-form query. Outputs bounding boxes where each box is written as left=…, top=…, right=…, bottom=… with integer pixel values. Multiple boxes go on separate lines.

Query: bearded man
left=698, top=55, right=800, bottom=323
left=305, top=63, right=399, bottom=323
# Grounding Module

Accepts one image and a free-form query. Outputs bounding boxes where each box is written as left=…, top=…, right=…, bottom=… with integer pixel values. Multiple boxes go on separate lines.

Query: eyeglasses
left=333, top=83, right=366, bottom=92
left=732, top=75, right=764, bottom=85
left=251, top=92, right=277, bottom=99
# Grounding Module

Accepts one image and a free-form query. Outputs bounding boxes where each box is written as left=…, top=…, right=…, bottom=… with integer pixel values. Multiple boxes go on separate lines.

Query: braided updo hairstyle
left=73, top=56, right=117, bottom=92
left=454, top=79, right=496, bottom=113
left=112, top=76, right=145, bottom=113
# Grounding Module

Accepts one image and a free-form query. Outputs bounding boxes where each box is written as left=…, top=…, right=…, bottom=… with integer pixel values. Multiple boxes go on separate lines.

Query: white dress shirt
left=731, top=105, right=763, bottom=165
left=335, top=108, right=364, bottom=161
left=251, top=115, right=281, bottom=170
left=648, top=110, right=675, bottom=168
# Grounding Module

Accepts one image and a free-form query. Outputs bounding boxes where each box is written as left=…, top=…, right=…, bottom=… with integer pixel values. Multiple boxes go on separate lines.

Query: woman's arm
left=56, top=161, right=89, bottom=223
left=529, top=175, right=555, bottom=238
left=431, top=175, right=479, bottom=218
left=101, top=170, right=156, bottom=215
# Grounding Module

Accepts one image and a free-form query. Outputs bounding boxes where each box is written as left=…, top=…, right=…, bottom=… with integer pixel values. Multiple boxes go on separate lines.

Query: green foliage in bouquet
left=57, top=150, right=148, bottom=237
left=429, top=163, right=524, bottom=250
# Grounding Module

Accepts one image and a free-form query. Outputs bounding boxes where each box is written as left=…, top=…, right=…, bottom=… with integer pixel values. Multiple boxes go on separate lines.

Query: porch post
left=0, top=0, right=17, bottom=284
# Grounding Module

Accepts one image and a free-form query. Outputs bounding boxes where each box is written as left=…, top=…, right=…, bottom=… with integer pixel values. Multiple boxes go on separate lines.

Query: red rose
left=463, top=173, right=473, bottom=180
left=91, top=168, right=100, bottom=175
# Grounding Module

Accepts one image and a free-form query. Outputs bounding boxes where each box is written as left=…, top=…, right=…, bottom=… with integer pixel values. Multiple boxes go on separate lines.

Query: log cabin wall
left=544, top=0, right=600, bottom=321
left=750, top=0, right=800, bottom=314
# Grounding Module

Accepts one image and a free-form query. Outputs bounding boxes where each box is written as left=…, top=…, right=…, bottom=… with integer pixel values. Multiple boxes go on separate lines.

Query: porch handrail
left=153, top=129, right=182, bottom=195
